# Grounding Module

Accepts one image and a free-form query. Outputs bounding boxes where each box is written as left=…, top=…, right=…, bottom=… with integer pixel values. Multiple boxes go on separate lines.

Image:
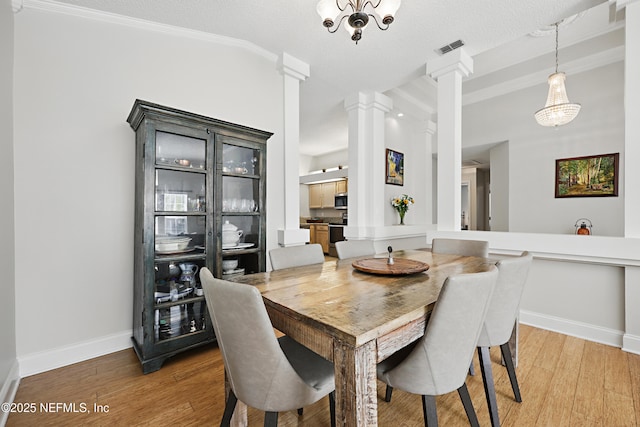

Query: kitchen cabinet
left=127, top=99, right=271, bottom=373
left=308, top=180, right=346, bottom=209
left=309, top=223, right=329, bottom=253
left=309, top=184, right=324, bottom=209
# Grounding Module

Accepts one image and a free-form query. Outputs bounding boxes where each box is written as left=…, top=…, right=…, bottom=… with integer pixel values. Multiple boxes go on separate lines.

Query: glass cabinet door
left=220, top=141, right=264, bottom=278
left=153, top=130, right=209, bottom=343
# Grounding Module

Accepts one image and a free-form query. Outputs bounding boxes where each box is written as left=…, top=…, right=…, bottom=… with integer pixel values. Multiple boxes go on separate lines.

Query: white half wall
left=428, top=229, right=640, bottom=353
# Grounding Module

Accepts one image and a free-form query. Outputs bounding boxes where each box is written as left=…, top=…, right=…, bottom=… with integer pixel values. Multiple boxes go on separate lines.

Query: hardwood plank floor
left=6, top=324, right=640, bottom=426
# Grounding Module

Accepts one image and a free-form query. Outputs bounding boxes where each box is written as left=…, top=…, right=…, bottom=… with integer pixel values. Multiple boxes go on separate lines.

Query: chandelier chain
left=555, top=23, right=559, bottom=74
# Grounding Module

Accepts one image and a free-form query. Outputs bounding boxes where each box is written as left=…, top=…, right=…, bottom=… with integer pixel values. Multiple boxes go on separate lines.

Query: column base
left=277, top=228, right=310, bottom=247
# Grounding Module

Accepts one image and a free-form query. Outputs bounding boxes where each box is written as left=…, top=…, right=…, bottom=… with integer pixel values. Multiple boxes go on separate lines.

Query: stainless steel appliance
left=334, top=193, right=347, bottom=210
left=328, top=224, right=345, bottom=257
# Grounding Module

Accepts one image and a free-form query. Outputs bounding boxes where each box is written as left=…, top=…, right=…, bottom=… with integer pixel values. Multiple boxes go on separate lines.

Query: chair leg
left=297, top=408, right=303, bottom=416
left=220, top=390, right=238, bottom=427
left=421, top=395, right=437, bottom=427
left=329, top=391, right=336, bottom=427
left=457, top=383, right=480, bottom=427
left=500, top=342, right=522, bottom=402
left=478, top=346, right=500, bottom=427
left=264, top=411, right=278, bottom=427
left=385, top=385, right=394, bottom=402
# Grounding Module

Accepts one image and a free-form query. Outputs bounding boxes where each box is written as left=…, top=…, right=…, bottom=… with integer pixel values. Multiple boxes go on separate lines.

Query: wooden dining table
left=228, top=249, right=497, bottom=426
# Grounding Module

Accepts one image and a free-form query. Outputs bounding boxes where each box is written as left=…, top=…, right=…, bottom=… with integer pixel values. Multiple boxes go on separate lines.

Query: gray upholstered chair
left=377, top=267, right=499, bottom=427
left=430, top=237, right=489, bottom=378
left=335, top=240, right=375, bottom=259
left=432, top=238, right=489, bottom=258
left=477, top=251, right=533, bottom=427
left=269, top=243, right=325, bottom=270
left=199, top=268, right=336, bottom=427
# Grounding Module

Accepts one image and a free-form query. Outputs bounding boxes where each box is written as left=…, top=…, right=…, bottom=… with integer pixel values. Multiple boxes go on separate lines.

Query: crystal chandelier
left=534, top=23, right=581, bottom=127
left=317, top=0, right=401, bottom=44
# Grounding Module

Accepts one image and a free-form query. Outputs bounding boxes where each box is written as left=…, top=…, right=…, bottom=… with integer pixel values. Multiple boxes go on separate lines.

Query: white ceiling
left=51, top=0, right=622, bottom=160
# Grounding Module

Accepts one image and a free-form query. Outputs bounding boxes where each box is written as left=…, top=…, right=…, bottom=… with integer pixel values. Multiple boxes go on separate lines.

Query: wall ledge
left=344, top=224, right=434, bottom=241
left=427, top=230, right=640, bottom=266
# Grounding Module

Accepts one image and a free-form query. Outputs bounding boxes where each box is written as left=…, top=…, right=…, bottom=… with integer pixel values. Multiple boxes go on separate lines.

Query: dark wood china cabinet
left=127, top=100, right=271, bottom=373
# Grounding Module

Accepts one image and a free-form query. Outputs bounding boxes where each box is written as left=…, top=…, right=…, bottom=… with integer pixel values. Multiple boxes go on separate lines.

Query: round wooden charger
left=352, top=258, right=430, bottom=275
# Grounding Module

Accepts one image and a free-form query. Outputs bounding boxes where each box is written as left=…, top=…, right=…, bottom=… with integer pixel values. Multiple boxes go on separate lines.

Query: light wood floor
left=7, top=324, right=640, bottom=426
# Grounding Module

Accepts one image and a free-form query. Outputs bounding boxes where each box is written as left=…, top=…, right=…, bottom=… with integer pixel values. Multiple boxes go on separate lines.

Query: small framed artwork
left=386, top=149, right=404, bottom=186
left=555, top=152, right=619, bottom=198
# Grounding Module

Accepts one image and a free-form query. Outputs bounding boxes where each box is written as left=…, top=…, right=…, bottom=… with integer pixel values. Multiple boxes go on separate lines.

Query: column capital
left=610, top=0, right=640, bottom=12
left=419, top=120, right=437, bottom=135
left=427, top=48, right=473, bottom=81
left=344, top=91, right=393, bottom=113
left=13, top=0, right=23, bottom=13
left=277, top=52, right=310, bottom=81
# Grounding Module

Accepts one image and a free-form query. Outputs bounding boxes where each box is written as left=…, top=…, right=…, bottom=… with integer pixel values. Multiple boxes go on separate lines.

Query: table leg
left=333, top=339, right=378, bottom=426
left=225, top=369, right=248, bottom=427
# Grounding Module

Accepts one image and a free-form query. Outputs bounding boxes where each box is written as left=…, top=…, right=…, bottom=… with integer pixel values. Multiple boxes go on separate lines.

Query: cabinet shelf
left=154, top=295, right=205, bottom=310
left=156, top=164, right=207, bottom=174
left=222, top=172, right=259, bottom=179
left=154, top=211, right=207, bottom=216
left=154, top=253, right=206, bottom=263
left=221, top=211, right=260, bottom=216
left=221, top=248, right=259, bottom=256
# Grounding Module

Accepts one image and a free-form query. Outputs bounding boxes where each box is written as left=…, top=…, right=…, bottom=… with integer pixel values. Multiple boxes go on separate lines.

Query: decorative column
left=277, top=53, right=310, bottom=247
left=427, top=49, right=473, bottom=231
left=344, top=92, right=393, bottom=239
left=421, top=120, right=437, bottom=227
left=621, top=0, right=640, bottom=354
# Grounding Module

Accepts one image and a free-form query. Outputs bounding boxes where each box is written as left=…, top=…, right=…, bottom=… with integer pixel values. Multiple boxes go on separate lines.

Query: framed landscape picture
left=386, top=149, right=404, bottom=186
left=555, top=153, right=619, bottom=198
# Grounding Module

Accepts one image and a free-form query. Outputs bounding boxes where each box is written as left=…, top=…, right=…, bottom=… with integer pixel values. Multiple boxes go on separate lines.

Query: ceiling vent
left=437, top=39, right=465, bottom=55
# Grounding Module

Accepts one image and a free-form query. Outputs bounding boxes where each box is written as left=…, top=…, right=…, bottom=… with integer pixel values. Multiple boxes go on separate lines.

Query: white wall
left=465, top=62, right=625, bottom=236
left=13, top=5, right=284, bottom=375
left=0, top=0, right=18, bottom=412
left=306, top=148, right=348, bottom=173
left=521, top=258, right=624, bottom=333
left=385, top=116, right=427, bottom=226
left=489, top=142, right=509, bottom=231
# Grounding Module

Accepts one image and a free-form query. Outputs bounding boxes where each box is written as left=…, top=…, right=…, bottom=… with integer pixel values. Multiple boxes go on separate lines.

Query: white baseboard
left=623, top=333, right=640, bottom=355
left=18, top=330, right=132, bottom=378
left=1, top=360, right=20, bottom=427
left=520, top=310, right=624, bottom=348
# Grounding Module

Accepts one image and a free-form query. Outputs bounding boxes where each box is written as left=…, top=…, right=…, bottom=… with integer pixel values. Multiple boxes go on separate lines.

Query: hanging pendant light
left=534, top=23, right=581, bottom=127
left=317, top=0, right=401, bottom=44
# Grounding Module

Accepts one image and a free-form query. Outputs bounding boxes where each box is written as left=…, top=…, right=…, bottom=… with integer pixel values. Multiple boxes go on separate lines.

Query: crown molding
left=12, top=0, right=23, bottom=13
left=17, top=0, right=277, bottom=63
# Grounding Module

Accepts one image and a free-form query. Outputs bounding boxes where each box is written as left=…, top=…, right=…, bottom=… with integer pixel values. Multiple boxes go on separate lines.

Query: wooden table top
left=232, top=249, right=496, bottom=348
